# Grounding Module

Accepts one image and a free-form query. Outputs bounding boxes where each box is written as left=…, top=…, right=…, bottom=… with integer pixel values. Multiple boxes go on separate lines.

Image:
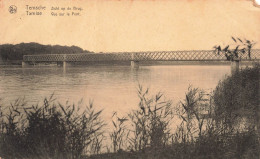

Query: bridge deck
left=23, top=50, right=260, bottom=62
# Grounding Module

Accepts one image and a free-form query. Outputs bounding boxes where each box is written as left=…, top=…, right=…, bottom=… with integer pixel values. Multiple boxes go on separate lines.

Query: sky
left=0, top=0, right=260, bottom=52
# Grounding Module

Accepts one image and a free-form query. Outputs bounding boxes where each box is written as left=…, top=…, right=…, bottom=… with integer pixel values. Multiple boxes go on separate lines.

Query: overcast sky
left=0, top=0, right=259, bottom=52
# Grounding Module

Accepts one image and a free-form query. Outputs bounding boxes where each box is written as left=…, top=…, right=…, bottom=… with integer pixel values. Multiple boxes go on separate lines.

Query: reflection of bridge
left=23, top=50, right=260, bottom=68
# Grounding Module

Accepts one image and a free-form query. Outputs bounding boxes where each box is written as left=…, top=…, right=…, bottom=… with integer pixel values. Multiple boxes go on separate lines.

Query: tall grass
left=98, top=81, right=259, bottom=158
left=109, top=112, right=129, bottom=153
left=0, top=95, right=105, bottom=159
left=127, top=85, right=173, bottom=152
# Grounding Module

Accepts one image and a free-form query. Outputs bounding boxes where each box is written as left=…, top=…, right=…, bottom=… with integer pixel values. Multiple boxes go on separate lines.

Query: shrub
left=213, top=64, right=259, bottom=132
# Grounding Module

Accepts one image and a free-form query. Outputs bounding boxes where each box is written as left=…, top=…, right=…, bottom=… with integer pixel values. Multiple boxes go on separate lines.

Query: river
left=0, top=65, right=230, bottom=120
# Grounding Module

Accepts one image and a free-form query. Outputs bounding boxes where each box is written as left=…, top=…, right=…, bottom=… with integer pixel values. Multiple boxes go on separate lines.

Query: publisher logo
left=9, top=5, right=17, bottom=14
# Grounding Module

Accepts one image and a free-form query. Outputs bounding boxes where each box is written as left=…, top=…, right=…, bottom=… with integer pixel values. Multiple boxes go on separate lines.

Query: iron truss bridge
left=23, top=50, right=260, bottom=62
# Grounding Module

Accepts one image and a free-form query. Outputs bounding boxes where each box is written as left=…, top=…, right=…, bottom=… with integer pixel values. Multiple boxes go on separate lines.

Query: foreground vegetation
left=0, top=64, right=259, bottom=159
left=0, top=95, right=105, bottom=159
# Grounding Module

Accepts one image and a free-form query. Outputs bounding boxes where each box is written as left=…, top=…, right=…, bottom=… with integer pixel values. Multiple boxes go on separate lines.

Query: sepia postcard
left=0, top=0, right=259, bottom=158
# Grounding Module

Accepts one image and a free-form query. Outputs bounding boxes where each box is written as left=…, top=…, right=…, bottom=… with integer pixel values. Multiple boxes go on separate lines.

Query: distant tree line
left=0, top=42, right=93, bottom=62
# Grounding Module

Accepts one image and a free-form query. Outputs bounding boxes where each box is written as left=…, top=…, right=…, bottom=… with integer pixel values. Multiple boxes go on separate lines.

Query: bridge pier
left=131, top=61, right=139, bottom=68
left=22, top=61, right=29, bottom=68
left=231, top=60, right=239, bottom=75
left=63, top=61, right=67, bottom=68
left=63, top=61, right=72, bottom=68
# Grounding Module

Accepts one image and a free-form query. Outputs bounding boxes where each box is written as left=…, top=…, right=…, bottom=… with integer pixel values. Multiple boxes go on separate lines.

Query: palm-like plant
left=213, top=37, right=256, bottom=61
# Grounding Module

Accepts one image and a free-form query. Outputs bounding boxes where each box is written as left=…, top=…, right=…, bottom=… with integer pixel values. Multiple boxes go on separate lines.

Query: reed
left=127, top=84, right=173, bottom=152
left=109, top=112, right=129, bottom=153
left=0, top=95, right=105, bottom=159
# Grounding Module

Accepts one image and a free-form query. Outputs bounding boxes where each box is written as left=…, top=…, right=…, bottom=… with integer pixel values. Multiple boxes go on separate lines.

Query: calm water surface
left=0, top=65, right=230, bottom=120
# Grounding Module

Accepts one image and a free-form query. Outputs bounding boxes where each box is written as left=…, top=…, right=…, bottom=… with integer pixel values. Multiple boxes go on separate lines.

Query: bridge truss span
left=23, top=49, right=260, bottom=63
